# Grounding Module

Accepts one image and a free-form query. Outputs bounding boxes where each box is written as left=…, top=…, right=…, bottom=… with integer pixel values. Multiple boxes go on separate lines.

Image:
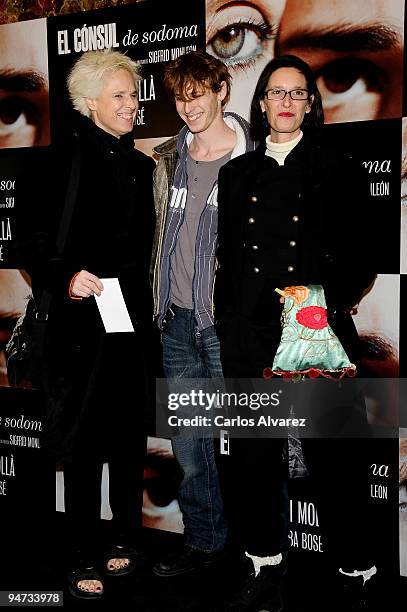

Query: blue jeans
left=162, top=305, right=227, bottom=552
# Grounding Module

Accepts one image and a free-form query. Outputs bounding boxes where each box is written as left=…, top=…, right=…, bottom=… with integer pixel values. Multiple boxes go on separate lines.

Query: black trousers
left=217, top=314, right=376, bottom=567
left=217, top=315, right=288, bottom=556
left=59, top=332, right=149, bottom=565
left=63, top=431, right=146, bottom=565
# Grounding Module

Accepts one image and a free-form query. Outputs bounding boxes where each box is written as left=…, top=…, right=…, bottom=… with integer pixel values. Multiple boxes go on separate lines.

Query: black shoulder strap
left=56, top=136, right=82, bottom=255
left=37, top=137, right=82, bottom=317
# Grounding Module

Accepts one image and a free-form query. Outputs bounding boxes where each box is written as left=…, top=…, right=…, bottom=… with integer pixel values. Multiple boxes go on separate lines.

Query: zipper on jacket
left=153, top=204, right=167, bottom=317
left=211, top=257, right=218, bottom=320
left=191, top=181, right=218, bottom=329
left=153, top=157, right=173, bottom=318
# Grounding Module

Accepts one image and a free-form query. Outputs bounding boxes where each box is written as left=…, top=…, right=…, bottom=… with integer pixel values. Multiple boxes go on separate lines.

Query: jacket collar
left=74, top=112, right=135, bottom=154
left=153, top=135, right=178, bottom=157
left=244, top=129, right=321, bottom=175
left=153, top=112, right=254, bottom=158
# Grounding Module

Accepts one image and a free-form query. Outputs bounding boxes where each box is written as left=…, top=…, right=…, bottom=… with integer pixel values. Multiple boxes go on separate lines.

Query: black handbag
left=5, top=293, right=50, bottom=388
left=5, top=140, right=81, bottom=388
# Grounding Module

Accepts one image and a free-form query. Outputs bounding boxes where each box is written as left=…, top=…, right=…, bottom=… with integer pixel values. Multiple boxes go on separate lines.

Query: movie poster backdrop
left=0, top=0, right=405, bottom=579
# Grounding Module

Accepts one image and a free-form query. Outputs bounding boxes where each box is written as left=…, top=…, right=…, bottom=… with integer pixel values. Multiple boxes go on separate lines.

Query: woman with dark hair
left=215, top=55, right=376, bottom=611
left=250, top=54, right=324, bottom=140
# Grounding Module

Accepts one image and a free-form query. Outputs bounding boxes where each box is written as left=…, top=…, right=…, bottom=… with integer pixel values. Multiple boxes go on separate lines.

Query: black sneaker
left=339, top=576, right=373, bottom=612
left=225, top=564, right=285, bottom=612
left=153, top=544, right=225, bottom=577
left=336, top=572, right=377, bottom=612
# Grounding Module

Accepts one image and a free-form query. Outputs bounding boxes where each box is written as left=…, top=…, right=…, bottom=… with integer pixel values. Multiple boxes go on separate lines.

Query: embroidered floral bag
left=265, top=284, right=355, bottom=380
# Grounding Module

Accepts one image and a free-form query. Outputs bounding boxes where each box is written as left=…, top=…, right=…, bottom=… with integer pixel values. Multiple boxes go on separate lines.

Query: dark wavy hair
left=250, top=55, right=324, bottom=141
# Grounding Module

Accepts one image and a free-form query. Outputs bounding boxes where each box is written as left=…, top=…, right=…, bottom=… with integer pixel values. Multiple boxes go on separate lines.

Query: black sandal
left=67, top=566, right=104, bottom=599
left=104, top=544, right=141, bottom=577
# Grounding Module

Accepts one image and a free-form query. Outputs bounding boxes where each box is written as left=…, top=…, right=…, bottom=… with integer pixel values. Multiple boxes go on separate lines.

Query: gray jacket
left=151, top=112, right=255, bottom=329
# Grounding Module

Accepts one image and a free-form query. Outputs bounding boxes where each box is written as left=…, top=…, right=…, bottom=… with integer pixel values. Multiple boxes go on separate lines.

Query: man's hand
left=70, top=270, right=104, bottom=298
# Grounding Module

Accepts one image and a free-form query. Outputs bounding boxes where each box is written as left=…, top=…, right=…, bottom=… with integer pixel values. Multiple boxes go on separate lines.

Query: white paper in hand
left=94, top=278, right=134, bottom=333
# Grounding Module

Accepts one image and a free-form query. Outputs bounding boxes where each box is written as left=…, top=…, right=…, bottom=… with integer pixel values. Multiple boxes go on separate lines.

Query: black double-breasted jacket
left=214, top=133, right=375, bottom=366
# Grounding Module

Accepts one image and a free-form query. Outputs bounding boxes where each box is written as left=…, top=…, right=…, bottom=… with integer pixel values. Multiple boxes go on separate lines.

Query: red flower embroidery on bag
left=296, top=306, right=328, bottom=329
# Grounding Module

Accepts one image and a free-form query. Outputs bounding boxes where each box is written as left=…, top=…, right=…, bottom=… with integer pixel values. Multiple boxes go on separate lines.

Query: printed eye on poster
left=46, top=1, right=206, bottom=142
left=0, top=17, right=50, bottom=268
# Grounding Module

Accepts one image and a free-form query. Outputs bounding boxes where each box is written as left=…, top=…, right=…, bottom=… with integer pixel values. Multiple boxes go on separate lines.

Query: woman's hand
left=280, top=286, right=309, bottom=306
left=70, top=270, right=104, bottom=298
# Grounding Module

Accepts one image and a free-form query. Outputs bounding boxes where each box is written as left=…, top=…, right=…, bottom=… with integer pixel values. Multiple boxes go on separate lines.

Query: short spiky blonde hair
left=67, top=50, right=141, bottom=117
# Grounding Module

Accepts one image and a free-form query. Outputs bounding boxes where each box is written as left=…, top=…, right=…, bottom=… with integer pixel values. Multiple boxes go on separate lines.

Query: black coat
left=17, top=116, right=156, bottom=459
left=214, top=134, right=375, bottom=368
left=23, top=117, right=155, bottom=315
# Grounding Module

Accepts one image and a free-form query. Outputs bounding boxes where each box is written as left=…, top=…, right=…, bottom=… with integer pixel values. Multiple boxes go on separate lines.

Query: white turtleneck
left=265, top=131, right=303, bottom=166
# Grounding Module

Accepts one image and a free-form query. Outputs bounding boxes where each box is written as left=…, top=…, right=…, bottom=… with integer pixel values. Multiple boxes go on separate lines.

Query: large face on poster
left=46, top=1, right=205, bottom=141
left=0, top=18, right=50, bottom=149
left=206, top=0, right=405, bottom=123
left=205, top=0, right=285, bottom=121
left=1, top=0, right=405, bottom=129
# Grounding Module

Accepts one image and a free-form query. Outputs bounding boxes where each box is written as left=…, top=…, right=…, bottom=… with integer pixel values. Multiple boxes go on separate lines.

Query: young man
left=151, top=50, right=255, bottom=577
